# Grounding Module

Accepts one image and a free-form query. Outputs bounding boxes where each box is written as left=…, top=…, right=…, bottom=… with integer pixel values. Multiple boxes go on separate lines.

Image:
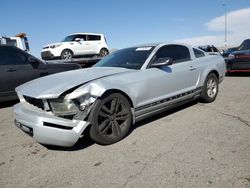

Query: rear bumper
left=13, top=102, right=89, bottom=147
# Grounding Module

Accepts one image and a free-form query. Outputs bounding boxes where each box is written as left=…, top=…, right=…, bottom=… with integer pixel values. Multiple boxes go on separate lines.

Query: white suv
left=41, top=33, right=109, bottom=60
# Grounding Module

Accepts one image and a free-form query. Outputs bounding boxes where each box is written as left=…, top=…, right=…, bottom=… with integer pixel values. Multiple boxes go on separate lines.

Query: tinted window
left=87, top=35, right=101, bottom=41
left=5, top=38, right=17, bottom=46
left=0, top=47, right=27, bottom=65
left=62, top=34, right=86, bottom=42
left=193, top=48, right=205, bottom=58
left=239, top=39, right=250, bottom=50
left=154, top=45, right=191, bottom=63
left=95, top=46, right=155, bottom=70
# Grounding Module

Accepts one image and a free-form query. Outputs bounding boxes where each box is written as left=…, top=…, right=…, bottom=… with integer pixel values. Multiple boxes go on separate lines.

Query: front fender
left=65, top=80, right=137, bottom=123
left=65, top=80, right=136, bottom=107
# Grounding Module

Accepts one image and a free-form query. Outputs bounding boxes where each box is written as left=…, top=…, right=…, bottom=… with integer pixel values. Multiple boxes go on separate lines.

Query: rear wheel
left=89, top=93, right=132, bottom=145
left=200, top=73, right=219, bottom=103
left=61, top=49, right=73, bottom=60
left=99, top=48, right=109, bottom=57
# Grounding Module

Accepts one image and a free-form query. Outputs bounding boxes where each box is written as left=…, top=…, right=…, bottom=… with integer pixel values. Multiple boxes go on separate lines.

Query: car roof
left=133, top=42, right=192, bottom=48
left=69, top=33, right=104, bottom=36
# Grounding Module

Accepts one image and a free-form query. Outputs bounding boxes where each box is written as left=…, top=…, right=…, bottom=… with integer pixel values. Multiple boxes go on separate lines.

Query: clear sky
left=1, top=0, right=250, bottom=57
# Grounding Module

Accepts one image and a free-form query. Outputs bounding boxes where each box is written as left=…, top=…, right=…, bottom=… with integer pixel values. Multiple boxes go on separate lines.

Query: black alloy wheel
left=89, top=93, right=132, bottom=145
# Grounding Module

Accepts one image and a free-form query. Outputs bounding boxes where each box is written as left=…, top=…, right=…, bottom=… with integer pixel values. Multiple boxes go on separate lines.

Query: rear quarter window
left=88, top=35, right=101, bottom=41
left=193, top=48, right=205, bottom=58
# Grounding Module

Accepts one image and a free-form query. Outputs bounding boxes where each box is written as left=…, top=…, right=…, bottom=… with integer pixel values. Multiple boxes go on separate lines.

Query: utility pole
left=223, top=3, right=227, bottom=50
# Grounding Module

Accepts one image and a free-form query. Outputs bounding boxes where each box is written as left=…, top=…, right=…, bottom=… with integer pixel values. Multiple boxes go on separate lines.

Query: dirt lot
left=0, top=76, right=250, bottom=188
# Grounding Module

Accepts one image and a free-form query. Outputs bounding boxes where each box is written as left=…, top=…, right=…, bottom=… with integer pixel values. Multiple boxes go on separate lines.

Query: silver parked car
left=14, top=43, right=226, bottom=147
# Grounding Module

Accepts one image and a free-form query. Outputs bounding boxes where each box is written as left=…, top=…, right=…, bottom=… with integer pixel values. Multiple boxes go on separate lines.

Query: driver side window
left=0, top=47, right=28, bottom=65
left=73, top=35, right=86, bottom=41
left=153, top=45, right=191, bottom=64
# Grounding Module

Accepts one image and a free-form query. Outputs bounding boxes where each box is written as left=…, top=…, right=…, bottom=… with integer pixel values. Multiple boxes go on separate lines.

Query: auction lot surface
left=0, top=76, right=250, bottom=188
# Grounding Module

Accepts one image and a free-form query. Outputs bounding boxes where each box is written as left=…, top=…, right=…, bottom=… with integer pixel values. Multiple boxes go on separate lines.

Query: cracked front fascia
left=64, top=82, right=136, bottom=123
left=63, top=83, right=105, bottom=120
left=65, top=83, right=106, bottom=100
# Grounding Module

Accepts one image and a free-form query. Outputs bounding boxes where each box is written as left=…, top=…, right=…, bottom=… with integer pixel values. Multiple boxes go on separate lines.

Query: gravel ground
left=0, top=76, right=250, bottom=188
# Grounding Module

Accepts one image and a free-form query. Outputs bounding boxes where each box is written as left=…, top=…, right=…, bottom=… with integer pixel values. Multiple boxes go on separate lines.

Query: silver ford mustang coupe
left=13, top=43, right=226, bottom=147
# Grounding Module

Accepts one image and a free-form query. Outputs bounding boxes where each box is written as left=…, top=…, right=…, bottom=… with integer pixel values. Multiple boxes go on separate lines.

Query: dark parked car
left=227, top=39, right=250, bottom=73
left=0, top=45, right=81, bottom=102
left=222, top=47, right=238, bottom=59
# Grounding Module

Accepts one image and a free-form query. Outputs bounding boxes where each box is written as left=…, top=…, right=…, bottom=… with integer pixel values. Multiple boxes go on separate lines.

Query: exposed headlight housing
left=49, top=99, right=79, bottom=115
left=50, top=44, right=62, bottom=48
left=71, top=94, right=97, bottom=120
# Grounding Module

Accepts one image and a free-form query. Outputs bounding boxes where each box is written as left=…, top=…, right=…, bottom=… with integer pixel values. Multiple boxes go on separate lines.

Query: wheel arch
left=100, top=89, right=134, bottom=108
left=99, top=47, right=109, bottom=53
left=61, top=48, right=74, bottom=56
left=208, top=70, right=219, bottom=80
left=201, top=68, right=220, bottom=86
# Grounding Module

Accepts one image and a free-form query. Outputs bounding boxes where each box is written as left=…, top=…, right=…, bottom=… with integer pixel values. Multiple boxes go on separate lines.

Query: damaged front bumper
left=13, top=102, right=90, bottom=147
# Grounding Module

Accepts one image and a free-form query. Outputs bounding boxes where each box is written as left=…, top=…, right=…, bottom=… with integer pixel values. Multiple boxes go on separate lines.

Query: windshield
left=61, top=35, right=75, bottom=42
left=238, top=39, right=250, bottom=51
left=94, top=46, right=155, bottom=70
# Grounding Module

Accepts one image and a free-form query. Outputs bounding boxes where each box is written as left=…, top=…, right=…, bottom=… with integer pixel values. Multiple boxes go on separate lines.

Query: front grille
left=41, top=51, right=54, bottom=60
left=24, top=96, right=44, bottom=110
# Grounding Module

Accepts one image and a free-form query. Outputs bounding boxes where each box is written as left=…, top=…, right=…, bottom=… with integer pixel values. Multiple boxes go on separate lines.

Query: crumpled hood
left=16, top=67, right=132, bottom=99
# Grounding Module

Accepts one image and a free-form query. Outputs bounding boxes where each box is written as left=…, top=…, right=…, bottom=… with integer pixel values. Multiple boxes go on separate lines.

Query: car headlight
left=50, top=44, right=62, bottom=48
left=228, top=54, right=235, bottom=60
left=49, top=99, right=79, bottom=115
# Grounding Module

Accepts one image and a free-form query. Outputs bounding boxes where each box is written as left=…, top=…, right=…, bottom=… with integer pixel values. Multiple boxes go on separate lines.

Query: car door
left=72, top=34, right=90, bottom=55
left=86, top=35, right=101, bottom=54
left=140, top=45, right=200, bottom=106
left=0, top=46, right=48, bottom=101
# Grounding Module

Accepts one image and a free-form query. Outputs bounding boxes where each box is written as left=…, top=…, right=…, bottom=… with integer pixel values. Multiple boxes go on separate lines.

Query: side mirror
left=28, top=56, right=39, bottom=68
left=151, top=57, right=173, bottom=67
left=75, top=38, right=84, bottom=42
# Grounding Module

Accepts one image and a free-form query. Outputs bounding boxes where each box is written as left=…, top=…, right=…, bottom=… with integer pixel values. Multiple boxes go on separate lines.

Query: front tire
left=89, top=93, right=132, bottom=145
left=61, top=49, right=73, bottom=60
left=200, top=73, right=219, bottom=103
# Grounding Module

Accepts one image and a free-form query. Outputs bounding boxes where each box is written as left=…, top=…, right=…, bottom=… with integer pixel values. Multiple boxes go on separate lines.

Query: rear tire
left=99, top=48, right=109, bottom=57
left=200, top=73, right=219, bottom=103
left=89, top=93, right=132, bottom=145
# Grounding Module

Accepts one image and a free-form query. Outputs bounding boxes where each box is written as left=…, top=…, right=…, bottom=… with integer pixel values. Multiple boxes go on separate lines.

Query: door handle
left=4, top=68, right=16, bottom=72
left=189, top=66, right=196, bottom=71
